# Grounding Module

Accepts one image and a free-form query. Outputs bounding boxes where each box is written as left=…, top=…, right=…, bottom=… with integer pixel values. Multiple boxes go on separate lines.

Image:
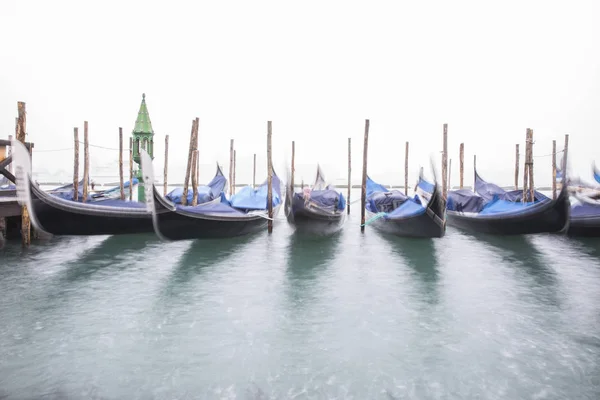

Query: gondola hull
left=446, top=186, right=570, bottom=235
left=285, top=195, right=345, bottom=235
left=29, top=180, right=154, bottom=236
left=365, top=186, right=446, bottom=238
left=152, top=188, right=278, bottom=240
left=568, top=216, right=600, bottom=237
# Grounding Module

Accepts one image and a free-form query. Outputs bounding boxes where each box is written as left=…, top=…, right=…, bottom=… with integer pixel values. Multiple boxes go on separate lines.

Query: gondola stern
left=11, top=140, right=50, bottom=236
left=140, top=149, right=170, bottom=242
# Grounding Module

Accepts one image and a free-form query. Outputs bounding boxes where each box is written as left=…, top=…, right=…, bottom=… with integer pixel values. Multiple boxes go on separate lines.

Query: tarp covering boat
left=479, top=199, right=540, bottom=216
left=363, top=174, right=446, bottom=238
left=304, top=189, right=346, bottom=211
left=285, top=165, right=347, bottom=234
left=445, top=168, right=569, bottom=235
left=475, top=171, right=547, bottom=202
left=446, top=189, right=485, bottom=213
left=166, top=166, right=226, bottom=205
left=230, top=173, right=282, bottom=210
left=366, top=176, right=426, bottom=220
left=49, top=178, right=139, bottom=202
left=175, top=201, right=245, bottom=216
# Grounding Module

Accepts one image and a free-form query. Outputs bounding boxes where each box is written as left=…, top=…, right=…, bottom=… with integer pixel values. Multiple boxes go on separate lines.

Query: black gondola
left=363, top=173, right=446, bottom=238
left=141, top=151, right=282, bottom=241
left=284, top=166, right=346, bottom=235
left=446, top=169, right=570, bottom=235
left=558, top=163, right=600, bottom=237
left=11, top=141, right=225, bottom=237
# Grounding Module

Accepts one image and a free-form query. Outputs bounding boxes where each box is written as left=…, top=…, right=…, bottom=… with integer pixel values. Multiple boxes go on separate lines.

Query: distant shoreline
left=36, top=181, right=553, bottom=191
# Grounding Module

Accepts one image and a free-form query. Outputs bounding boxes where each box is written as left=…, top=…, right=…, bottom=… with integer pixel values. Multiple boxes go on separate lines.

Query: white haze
left=1, top=0, right=599, bottom=188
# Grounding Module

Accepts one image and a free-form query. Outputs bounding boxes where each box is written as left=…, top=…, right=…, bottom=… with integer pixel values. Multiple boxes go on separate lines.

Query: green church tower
left=131, top=93, right=155, bottom=202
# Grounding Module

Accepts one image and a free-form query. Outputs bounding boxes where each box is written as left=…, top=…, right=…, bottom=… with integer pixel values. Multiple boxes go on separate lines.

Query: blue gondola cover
left=230, top=174, right=282, bottom=210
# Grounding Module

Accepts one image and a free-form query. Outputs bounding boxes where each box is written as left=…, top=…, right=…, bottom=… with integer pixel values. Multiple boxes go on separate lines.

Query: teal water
left=1, top=215, right=600, bottom=399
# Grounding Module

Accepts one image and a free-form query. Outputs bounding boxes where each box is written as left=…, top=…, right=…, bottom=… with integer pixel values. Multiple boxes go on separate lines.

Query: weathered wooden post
left=459, top=143, right=464, bottom=189
left=347, top=138, right=351, bottom=214
left=129, top=138, right=133, bottom=201
left=191, top=150, right=199, bottom=206
left=82, top=121, right=90, bottom=202
left=182, top=119, right=197, bottom=206
left=442, top=123, right=448, bottom=198
left=552, top=140, right=557, bottom=199
left=253, top=153, right=257, bottom=189
left=16, top=102, right=30, bottom=246
left=196, top=153, right=200, bottom=190
left=164, top=135, right=169, bottom=196
left=404, top=141, right=409, bottom=195
left=73, top=128, right=79, bottom=201
left=473, top=155, right=477, bottom=192
left=7, top=135, right=13, bottom=175
left=267, top=121, right=273, bottom=233
left=360, top=119, right=370, bottom=232
left=522, top=131, right=529, bottom=202
left=562, top=134, right=569, bottom=180
left=119, top=127, right=125, bottom=200
left=229, top=139, right=234, bottom=196
left=290, top=141, right=295, bottom=195
left=448, top=159, right=452, bottom=191
left=514, top=144, right=519, bottom=190
left=528, top=129, right=535, bottom=202
left=233, top=149, right=237, bottom=195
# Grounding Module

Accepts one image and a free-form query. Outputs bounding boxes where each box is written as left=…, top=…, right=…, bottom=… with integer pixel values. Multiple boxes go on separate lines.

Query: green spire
left=131, top=93, right=156, bottom=202
left=133, top=93, right=154, bottom=134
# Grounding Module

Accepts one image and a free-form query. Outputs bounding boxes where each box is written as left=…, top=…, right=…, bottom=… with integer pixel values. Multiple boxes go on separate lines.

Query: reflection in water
left=163, top=235, right=259, bottom=290
left=284, top=231, right=342, bottom=310
left=378, top=233, right=439, bottom=304
left=468, top=232, right=559, bottom=306
left=57, top=233, right=159, bottom=283
left=286, top=231, right=342, bottom=279
left=569, top=237, right=600, bottom=260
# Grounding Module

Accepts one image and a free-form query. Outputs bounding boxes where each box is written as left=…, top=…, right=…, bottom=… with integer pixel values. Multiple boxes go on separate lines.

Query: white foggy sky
left=1, top=0, right=599, bottom=187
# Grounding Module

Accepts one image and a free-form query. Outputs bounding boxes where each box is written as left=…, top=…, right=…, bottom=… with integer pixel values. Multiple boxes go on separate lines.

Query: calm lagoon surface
left=1, top=195, right=600, bottom=399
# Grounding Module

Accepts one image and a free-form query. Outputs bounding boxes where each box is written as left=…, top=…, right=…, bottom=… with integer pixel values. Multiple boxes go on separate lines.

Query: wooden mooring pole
left=129, top=138, right=133, bottom=201
left=7, top=135, right=13, bottom=175
left=253, top=153, right=257, bottom=189
left=473, top=155, right=477, bottom=192
left=73, top=128, right=79, bottom=201
left=267, top=121, right=273, bottom=233
left=191, top=150, right=199, bottom=206
left=360, top=119, right=369, bottom=232
left=404, top=141, right=409, bottom=195
left=182, top=119, right=196, bottom=206
left=522, top=128, right=533, bottom=202
left=562, top=134, right=569, bottom=180
left=528, top=129, right=535, bottom=202
left=119, top=127, right=125, bottom=200
left=164, top=135, right=169, bottom=196
left=459, top=143, right=464, bottom=189
left=290, top=141, right=295, bottom=195
left=82, top=121, right=90, bottom=203
left=552, top=140, right=557, bottom=199
left=522, top=132, right=529, bottom=202
left=229, top=139, right=234, bottom=196
left=442, top=123, right=448, bottom=199
left=17, top=102, right=30, bottom=246
left=233, top=149, right=237, bottom=195
left=347, top=138, right=351, bottom=214
left=515, top=144, right=519, bottom=190
left=448, top=159, right=452, bottom=191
